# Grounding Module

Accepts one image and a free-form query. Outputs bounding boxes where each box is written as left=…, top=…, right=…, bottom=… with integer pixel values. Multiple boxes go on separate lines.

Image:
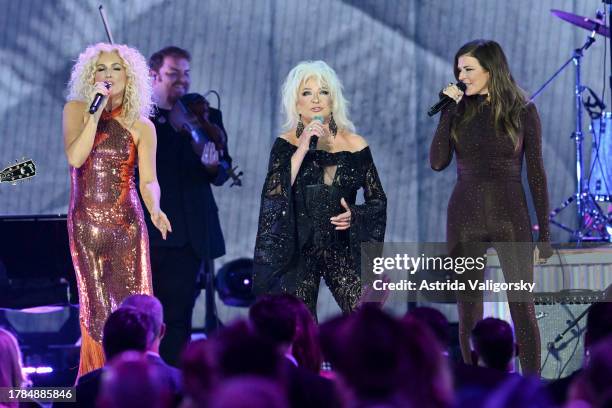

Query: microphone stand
left=202, top=259, right=222, bottom=335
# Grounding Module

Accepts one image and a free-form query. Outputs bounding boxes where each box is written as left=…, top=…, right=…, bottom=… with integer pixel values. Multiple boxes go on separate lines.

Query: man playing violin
left=143, top=46, right=232, bottom=366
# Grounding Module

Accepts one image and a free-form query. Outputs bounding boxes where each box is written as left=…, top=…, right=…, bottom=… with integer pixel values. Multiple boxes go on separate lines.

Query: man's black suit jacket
left=52, top=353, right=182, bottom=408
left=143, top=106, right=230, bottom=259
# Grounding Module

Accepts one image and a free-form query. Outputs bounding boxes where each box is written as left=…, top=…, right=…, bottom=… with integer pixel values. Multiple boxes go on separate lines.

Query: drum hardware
left=533, top=9, right=611, bottom=242
left=588, top=112, right=610, bottom=202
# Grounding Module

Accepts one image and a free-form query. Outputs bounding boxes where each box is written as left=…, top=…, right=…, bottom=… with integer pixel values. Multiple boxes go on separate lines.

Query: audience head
left=180, top=339, right=217, bottom=405
left=209, top=376, right=288, bottom=408
left=400, top=315, right=454, bottom=408
left=276, top=294, right=322, bottom=373
left=585, top=302, right=612, bottom=351
left=324, top=306, right=452, bottom=407
left=98, top=351, right=172, bottom=408
left=0, top=328, right=28, bottom=388
left=483, top=376, right=554, bottom=408
left=318, top=313, right=351, bottom=372
left=102, top=307, right=152, bottom=360
left=120, top=294, right=165, bottom=351
left=212, top=320, right=282, bottom=381
left=406, top=307, right=451, bottom=350
left=249, top=295, right=297, bottom=350
left=328, top=305, right=412, bottom=402
left=470, top=317, right=516, bottom=372
left=568, top=337, right=612, bottom=408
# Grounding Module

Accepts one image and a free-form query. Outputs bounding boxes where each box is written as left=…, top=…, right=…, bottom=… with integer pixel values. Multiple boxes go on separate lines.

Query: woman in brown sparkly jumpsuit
left=430, top=40, right=553, bottom=375
left=63, top=43, right=172, bottom=377
left=254, top=61, right=387, bottom=317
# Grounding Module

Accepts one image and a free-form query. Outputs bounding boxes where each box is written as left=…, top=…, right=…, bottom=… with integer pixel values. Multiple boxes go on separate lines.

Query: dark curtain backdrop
left=1, top=0, right=607, bottom=264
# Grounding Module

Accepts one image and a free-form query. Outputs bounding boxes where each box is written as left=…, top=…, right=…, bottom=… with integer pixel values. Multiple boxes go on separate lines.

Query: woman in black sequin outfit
left=254, top=61, right=387, bottom=316
left=430, top=40, right=553, bottom=375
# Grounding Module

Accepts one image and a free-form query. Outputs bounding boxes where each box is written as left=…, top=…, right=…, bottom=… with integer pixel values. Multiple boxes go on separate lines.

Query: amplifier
left=535, top=290, right=599, bottom=380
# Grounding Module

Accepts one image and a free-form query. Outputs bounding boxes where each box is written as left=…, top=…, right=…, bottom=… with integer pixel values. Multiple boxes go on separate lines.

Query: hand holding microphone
left=427, top=81, right=466, bottom=116
left=299, top=115, right=325, bottom=152
left=89, top=81, right=112, bottom=114
left=309, top=115, right=326, bottom=151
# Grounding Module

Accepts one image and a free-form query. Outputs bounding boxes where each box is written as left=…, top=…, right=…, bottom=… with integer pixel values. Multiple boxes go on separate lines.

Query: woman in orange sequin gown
left=63, top=44, right=172, bottom=377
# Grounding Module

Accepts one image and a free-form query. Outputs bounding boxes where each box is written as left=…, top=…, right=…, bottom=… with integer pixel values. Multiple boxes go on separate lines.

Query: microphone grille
left=457, top=82, right=467, bottom=92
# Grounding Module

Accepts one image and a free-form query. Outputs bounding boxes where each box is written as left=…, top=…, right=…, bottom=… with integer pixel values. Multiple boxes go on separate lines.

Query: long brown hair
left=451, top=39, right=527, bottom=149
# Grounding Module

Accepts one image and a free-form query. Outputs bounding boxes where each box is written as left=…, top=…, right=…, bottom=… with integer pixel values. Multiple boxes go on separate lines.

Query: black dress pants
left=150, top=245, right=201, bottom=366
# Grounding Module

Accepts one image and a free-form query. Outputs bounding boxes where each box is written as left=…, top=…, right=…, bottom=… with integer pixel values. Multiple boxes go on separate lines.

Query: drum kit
left=540, top=7, right=612, bottom=242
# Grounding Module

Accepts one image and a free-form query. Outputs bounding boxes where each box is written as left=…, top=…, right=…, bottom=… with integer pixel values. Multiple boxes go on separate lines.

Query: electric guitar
left=0, top=159, right=36, bottom=184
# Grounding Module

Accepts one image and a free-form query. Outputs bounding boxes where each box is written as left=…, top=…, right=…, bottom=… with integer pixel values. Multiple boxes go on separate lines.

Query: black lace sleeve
left=253, top=138, right=298, bottom=294
left=349, top=148, right=387, bottom=244
left=430, top=104, right=457, bottom=171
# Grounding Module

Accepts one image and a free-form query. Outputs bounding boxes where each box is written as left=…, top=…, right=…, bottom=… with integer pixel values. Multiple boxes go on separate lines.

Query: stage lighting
left=23, top=366, right=54, bottom=374
left=215, top=258, right=255, bottom=307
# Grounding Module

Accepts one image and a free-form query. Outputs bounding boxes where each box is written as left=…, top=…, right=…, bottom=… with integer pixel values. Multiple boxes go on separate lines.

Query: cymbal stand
left=532, top=31, right=609, bottom=242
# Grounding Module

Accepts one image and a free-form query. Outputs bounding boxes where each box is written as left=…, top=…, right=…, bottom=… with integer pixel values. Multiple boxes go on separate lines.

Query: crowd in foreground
left=1, top=294, right=611, bottom=408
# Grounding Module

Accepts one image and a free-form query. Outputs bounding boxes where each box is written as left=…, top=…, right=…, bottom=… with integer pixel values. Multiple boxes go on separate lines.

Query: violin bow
left=98, top=5, right=115, bottom=44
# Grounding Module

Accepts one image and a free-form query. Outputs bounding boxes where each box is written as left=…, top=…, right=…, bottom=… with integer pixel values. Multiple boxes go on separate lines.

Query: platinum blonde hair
left=281, top=60, right=355, bottom=132
left=66, top=43, right=153, bottom=125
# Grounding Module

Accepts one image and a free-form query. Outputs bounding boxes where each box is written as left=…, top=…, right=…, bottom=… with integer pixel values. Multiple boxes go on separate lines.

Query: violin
left=96, top=7, right=242, bottom=187
left=168, top=93, right=243, bottom=187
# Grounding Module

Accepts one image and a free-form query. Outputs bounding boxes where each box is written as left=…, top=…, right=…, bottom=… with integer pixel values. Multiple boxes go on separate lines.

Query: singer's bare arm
left=64, top=80, right=112, bottom=168
left=134, top=117, right=172, bottom=239
left=64, top=82, right=110, bottom=168
left=63, top=100, right=106, bottom=168
left=136, top=117, right=161, bottom=215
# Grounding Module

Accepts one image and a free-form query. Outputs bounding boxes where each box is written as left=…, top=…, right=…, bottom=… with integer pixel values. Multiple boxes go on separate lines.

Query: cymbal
left=552, top=9, right=610, bottom=38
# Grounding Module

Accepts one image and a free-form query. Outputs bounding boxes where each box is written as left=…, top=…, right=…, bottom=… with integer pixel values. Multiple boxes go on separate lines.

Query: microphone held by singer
left=309, top=115, right=325, bottom=151
left=427, top=81, right=466, bottom=117
left=88, top=81, right=112, bottom=114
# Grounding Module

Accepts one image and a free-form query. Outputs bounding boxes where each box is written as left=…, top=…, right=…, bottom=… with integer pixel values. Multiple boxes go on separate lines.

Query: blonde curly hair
left=66, top=43, right=153, bottom=125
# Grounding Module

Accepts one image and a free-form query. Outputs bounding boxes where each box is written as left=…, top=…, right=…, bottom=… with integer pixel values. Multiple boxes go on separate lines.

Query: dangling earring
left=329, top=112, right=338, bottom=137
left=296, top=114, right=305, bottom=138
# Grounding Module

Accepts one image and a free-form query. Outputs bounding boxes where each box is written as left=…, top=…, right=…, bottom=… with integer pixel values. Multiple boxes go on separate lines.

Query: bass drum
left=589, top=112, right=612, bottom=201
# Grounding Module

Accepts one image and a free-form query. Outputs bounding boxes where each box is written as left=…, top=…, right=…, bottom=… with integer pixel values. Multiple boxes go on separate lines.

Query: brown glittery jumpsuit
left=67, top=107, right=153, bottom=377
left=430, top=95, right=551, bottom=374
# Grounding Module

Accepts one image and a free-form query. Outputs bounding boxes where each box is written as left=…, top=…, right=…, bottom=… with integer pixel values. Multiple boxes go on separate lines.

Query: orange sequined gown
left=67, top=107, right=153, bottom=377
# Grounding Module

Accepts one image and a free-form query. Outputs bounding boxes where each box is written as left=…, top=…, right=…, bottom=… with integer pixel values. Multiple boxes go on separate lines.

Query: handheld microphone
left=89, top=82, right=112, bottom=114
left=310, top=115, right=324, bottom=151
left=427, top=82, right=466, bottom=117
